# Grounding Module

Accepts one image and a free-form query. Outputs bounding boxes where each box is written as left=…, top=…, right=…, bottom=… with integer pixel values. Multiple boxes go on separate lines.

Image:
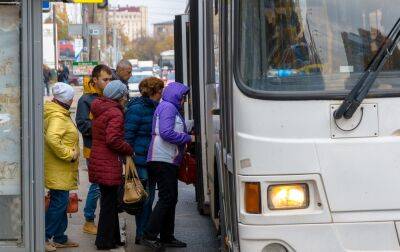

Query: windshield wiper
left=334, top=17, right=400, bottom=120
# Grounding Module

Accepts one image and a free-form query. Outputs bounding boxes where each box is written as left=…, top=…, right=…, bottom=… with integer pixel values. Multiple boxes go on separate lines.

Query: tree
left=43, top=3, right=70, bottom=41
left=122, top=35, right=174, bottom=61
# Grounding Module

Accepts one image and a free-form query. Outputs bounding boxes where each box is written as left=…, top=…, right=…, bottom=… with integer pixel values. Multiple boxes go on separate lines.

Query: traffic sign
left=88, top=24, right=104, bottom=36
left=42, top=1, right=50, bottom=12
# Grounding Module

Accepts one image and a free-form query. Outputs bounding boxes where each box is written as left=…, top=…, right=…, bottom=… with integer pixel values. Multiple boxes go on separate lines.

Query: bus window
left=238, top=0, right=400, bottom=94
left=206, top=0, right=220, bottom=85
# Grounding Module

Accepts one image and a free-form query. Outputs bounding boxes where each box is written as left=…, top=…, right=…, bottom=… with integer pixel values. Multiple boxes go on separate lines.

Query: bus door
left=175, top=5, right=210, bottom=214
left=219, top=0, right=239, bottom=250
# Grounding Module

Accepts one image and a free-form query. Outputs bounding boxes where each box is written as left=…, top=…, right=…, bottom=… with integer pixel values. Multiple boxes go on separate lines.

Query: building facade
left=153, top=20, right=174, bottom=38
left=108, top=6, right=148, bottom=41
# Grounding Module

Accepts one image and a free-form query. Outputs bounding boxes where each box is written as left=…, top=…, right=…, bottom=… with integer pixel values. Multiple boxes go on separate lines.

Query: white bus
left=176, top=0, right=400, bottom=251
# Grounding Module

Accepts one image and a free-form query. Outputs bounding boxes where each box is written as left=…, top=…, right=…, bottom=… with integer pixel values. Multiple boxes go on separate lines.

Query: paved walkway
left=46, top=86, right=219, bottom=252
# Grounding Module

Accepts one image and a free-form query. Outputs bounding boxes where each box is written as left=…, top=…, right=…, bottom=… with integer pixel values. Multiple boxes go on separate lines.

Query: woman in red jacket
left=89, top=80, right=133, bottom=250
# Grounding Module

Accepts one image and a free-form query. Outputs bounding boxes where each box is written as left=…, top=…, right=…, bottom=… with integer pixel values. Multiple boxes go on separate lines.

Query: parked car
left=128, top=73, right=153, bottom=97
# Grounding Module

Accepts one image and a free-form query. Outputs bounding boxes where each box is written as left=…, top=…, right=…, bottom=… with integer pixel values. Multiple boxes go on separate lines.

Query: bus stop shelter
left=0, top=1, right=44, bottom=251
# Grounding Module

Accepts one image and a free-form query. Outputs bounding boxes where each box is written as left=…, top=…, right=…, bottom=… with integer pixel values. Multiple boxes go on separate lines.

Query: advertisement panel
left=59, top=40, right=75, bottom=61
left=43, top=23, right=56, bottom=69
left=74, top=38, right=83, bottom=60
left=72, top=61, right=98, bottom=76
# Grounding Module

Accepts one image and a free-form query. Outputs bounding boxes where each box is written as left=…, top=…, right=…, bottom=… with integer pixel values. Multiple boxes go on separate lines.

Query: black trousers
left=96, top=185, right=121, bottom=249
left=144, top=161, right=179, bottom=241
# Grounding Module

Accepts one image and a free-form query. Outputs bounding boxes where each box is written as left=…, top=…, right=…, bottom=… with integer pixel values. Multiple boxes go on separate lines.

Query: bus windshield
left=238, top=0, right=400, bottom=94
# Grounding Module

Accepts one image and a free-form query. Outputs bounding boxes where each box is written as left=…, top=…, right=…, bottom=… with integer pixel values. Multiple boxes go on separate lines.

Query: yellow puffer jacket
left=44, top=101, right=79, bottom=190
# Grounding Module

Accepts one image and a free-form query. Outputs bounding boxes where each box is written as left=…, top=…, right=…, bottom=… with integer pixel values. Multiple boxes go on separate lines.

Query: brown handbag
left=45, top=192, right=79, bottom=214
left=123, top=157, right=147, bottom=204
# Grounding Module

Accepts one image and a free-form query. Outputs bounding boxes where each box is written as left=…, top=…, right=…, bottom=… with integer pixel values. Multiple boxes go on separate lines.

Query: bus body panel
left=238, top=222, right=400, bottom=251
left=233, top=80, right=400, bottom=215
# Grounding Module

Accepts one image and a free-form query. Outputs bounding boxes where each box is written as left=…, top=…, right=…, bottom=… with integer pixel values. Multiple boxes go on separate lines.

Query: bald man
left=114, top=60, right=133, bottom=86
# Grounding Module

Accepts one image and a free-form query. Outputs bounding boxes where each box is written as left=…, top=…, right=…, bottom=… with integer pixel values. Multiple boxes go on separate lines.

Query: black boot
left=141, top=236, right=164, bottom=250
left=161, top=237, right=187, bottom=248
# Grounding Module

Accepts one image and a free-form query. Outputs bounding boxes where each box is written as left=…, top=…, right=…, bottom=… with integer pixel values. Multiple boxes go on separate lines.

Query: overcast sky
left=109, top=0, right=188, bottom=29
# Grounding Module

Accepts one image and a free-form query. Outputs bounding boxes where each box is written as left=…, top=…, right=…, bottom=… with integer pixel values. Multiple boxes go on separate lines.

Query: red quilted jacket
left=88, top=97, right=133, bottom=186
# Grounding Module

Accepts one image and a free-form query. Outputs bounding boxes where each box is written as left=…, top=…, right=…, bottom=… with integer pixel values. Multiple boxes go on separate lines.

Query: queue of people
left=44, top=62, right=193, bottom=251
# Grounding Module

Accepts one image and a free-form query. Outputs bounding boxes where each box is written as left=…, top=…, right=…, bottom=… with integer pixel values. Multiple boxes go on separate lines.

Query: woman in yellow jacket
left=44, top=82, right=80, bottom=252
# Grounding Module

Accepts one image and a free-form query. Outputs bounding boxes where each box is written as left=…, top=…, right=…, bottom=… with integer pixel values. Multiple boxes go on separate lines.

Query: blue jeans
left=135, top=167, right=156, bottom=238
left=84, top=159, right=100, bottom=222
left=84, top=183, right=100, bottom=222
left=45, top=190, right=69, bottom=243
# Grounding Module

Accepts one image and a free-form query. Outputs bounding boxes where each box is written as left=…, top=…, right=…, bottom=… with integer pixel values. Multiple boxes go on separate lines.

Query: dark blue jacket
left=125, top=96, right=158, bottom=171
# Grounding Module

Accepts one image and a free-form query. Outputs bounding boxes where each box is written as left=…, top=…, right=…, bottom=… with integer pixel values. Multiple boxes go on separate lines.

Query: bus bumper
left=238, top=221, right=400, bottom=251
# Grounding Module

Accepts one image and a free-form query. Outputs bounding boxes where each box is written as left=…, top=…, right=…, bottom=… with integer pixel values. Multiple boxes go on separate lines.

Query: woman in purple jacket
left=142, top=82, right=193, bottom=249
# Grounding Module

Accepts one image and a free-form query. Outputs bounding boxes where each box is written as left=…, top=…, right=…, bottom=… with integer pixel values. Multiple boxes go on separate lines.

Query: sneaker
left=161, top=237, right=187, bottom=248
left=53, top=239, right=79, bottom=248
left=141, top=237, right=164, bottom=250
left=45, top=242, right=56, bottom=252
left=83, top=221, right=97, bottom=235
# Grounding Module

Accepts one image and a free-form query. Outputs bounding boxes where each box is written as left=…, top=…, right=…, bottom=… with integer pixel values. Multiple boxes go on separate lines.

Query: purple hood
left=162, top=82, right=189, bottom=109
left=147, top=82, right=192, bottom=166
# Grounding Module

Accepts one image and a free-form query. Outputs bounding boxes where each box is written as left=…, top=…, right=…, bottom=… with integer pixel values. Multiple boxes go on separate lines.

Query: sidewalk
left=45, top=86, right=219, bottom=251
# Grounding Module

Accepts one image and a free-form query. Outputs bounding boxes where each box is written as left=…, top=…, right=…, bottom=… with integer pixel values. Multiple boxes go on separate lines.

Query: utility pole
left=53, top=4, right=58, bottom=69
left=113, top=27, right=117, bottom=68
left=82, top=4, right=89, bottom=61
left=88, top=4, right=103, bottom=62
left=88, top=4, right=96, bottom=61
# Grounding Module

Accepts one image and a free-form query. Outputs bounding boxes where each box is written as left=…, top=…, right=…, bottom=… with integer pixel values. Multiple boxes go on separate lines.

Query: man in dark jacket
left=124, top=77, right=164, bottom=244
left=112, top=60, right=132, bottom=87
left=75, top=64, right=112, bottom=235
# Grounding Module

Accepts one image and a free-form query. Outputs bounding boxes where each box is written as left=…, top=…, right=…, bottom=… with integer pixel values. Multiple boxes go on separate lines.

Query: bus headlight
left=267, top=183, right=309, bottom=210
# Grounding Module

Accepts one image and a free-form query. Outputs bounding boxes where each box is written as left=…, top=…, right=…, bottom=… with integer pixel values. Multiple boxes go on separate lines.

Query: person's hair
left=91, top=64, right=112, bottom=80
left=139, top=77, right=164, bottom=97
left=116, top=60, right=132, bottom=70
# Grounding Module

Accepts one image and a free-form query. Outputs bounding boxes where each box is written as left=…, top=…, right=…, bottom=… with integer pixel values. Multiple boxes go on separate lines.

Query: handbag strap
left=125, top=158, right=140, bottom=181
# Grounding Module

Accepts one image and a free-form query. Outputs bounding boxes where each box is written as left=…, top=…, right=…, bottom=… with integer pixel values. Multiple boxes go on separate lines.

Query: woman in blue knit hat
left=89, top=80, right=133, bottom=250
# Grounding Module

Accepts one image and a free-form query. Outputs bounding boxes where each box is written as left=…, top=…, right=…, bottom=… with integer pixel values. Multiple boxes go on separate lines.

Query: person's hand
left=72, top=148, right=80, bottom=162
left=191, top=135, right=196, bottom=142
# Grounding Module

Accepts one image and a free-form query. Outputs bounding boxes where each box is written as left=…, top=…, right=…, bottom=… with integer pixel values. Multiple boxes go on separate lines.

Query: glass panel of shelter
left=0, top=1, right=23, bottom=245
